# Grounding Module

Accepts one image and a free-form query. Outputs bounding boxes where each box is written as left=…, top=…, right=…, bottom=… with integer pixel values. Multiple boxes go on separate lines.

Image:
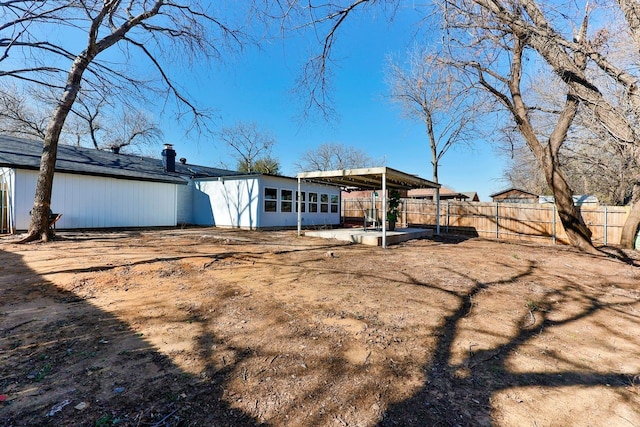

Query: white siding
left=190, top=175, right=340, bottom=229
left=260, top=176, right=341, bottom=228
left=13, top=170, right=178, bottom=230
left=13, top=169, right=34, bottom=230
left=0, top=168, right=15, bottom=233
left=176, top=180, right=194, bottom=225
left=192, top=177, right=260, bottom=228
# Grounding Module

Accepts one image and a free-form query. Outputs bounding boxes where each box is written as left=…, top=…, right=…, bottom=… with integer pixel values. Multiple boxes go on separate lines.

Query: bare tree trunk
left=620, top=185, right=640, bottom=248
left=4, top=0, right=248, bottom=243
left=541, top=148, right=596, bottom=253
left=21, top=58, right=87, bottom=242
left=506, top=32, right=597, bottom=253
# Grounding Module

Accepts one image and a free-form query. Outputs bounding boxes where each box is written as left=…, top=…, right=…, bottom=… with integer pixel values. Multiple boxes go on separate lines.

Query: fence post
left=495, top=202, right=499, bottom=239
left=402, top=199, right=407, bottom=228
left=552, top=204, right=557, bottom=245
left=446, top=200, right=450, bottom=233
left=604, top=205, right=608, bottom=246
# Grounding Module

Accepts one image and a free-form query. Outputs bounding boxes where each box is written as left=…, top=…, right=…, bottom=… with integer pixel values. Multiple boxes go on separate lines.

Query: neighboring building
left=462, top=192, right=480, bottom=202
left=538, top=195, right=599, bottom=206
left=490, top=188, right=539, bottom=204
left=342, top=186, right=476, bottom=201
left=490, top=188, right=599, bottom=206
left=342, top=187, right=480, bottom=202
left=0, top=135, right=340, bottom=233
left=407, top=186, right=471, bottom=201
left=341, top=189, right=408, bottom=199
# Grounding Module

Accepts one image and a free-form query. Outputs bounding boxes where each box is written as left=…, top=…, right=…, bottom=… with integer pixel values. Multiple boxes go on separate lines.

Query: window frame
left=264, top=187, right=278, bottom=213
left=296, top=191, right=306, bottom=213
left=281, top=189, right=293, bottom=213
left=309, top=192, right=318, bottom=213
left=330, top=194, right=339, bottom=213
left=320, top=193, right=329, bottom=213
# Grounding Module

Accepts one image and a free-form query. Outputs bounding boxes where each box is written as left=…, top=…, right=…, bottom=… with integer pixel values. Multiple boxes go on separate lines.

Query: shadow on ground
left=379, top=263, right=638, bottom=426
left=0, top=248, right=261, bottom=427
left=1, top=230, right=639, bottom=426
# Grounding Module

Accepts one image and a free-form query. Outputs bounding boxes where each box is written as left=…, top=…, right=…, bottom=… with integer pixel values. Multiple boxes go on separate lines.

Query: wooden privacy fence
left=342, top=199, right=630, bottom=246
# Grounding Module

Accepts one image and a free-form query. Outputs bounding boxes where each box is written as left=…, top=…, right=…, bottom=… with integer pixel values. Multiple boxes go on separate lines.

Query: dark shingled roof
left=0, top=135, right=242, bottom=184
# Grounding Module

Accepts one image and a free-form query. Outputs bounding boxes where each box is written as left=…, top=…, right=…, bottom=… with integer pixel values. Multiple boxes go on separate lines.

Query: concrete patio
left=305, top=227, right=434, bottom=247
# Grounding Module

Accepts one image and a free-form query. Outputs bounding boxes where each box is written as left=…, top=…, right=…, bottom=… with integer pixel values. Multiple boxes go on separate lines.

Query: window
left=264, top=187, right=277, bottom=212
left=296, top=191, right=306, bottom=213
left=309, top=192, right=318, bottom=213
left=330, top=194, right=339, bottom=213
left=281, top=189, right=293, bottom=213
left=320, top=194, right=329, bottom=213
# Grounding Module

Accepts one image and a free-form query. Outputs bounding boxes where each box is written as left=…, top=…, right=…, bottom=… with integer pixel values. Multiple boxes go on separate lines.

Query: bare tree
left=280, top=1, right=402, bottom=121
left=474, top=23, right=595, bottom=251
left=500, top=131, right=549, bottom=195
left=283, top=0, right=640, bottom=249
left=0, top=85, right=48, bottom=139
left=218, top=121, right=278, bottom=174
left=279, top=1, right=595, bottom=248
left=503, top=108, right=640, bottom=206
left=71, top=95, right=163, bottom=153
left=387, top=46, right=480, bottom=183
left=495, top=56, right=640, bottom=207
left=1, top=86, right=163, bottom=153
left=386, top=45, right=484, bottom=235
left=448, top=0, right=640, bottom=248
left=295, top=142, right=377, bottom=172
left=1, top=0, right=251, bottom=242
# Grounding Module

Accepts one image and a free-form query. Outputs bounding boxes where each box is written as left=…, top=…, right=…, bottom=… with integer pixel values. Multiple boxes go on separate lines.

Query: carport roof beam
left=296, top=166, right=440, bottom=191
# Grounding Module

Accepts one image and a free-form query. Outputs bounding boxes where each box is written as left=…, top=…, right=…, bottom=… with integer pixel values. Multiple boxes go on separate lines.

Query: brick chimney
left=162, top=144, right=176, bottom=172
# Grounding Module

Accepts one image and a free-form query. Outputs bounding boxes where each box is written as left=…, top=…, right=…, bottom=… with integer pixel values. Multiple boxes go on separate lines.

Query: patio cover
left=296, top=167, right=441, bottom=248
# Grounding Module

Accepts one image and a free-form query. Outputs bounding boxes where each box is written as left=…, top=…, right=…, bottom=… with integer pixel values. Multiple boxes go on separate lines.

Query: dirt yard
left=1, top=228, right=639, bottom=426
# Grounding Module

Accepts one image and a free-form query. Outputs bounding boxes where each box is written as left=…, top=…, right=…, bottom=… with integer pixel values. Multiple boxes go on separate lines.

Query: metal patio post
left=382, top=172, right=387, bottom=249
left=297, top=177, right=302, bottom=236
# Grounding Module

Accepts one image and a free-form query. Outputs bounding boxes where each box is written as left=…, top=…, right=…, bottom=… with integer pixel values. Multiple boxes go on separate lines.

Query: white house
left=186, top=174, right=340, bottom=229
left=0, top=136, right=340, bottom=233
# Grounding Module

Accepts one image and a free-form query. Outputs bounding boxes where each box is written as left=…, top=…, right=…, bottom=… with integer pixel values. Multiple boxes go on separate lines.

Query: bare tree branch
left=387, top=45, right=483, bottom=182
left=295, top=142, right=378, bottom=172
left=217, top=121, right=278, bottom=174
left=0, top=0, right=257, bottom=241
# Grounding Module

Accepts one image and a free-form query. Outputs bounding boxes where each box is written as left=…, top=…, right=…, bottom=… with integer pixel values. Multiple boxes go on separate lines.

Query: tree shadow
left=378, top=263, right=638, bottom=426
left=596, top=245, right=640, bottom=267
left=0, top=248, right=261, bottom=426
left=428, top=233, right=478, bottom=245
left=2, top=230, right=638, bottom=426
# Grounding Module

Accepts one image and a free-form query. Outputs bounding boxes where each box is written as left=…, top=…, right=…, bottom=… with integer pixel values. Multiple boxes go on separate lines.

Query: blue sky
left=159, top=6, right=508, bottom=201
